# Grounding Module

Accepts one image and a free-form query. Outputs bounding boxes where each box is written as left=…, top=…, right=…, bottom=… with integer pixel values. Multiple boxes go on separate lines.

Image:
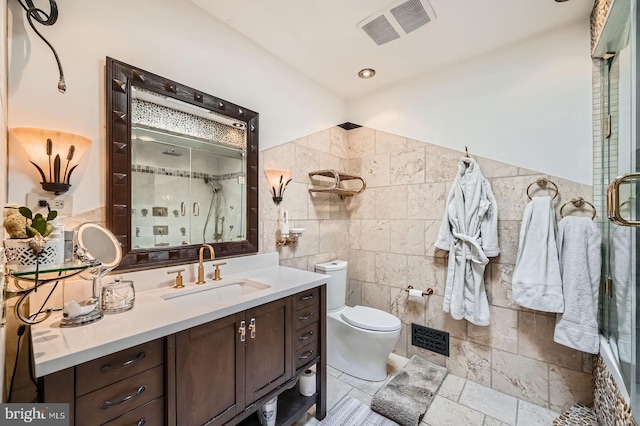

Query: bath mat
left=370, top=355, right=448, bottom=426
left=319, top=396, right=399, bottom=426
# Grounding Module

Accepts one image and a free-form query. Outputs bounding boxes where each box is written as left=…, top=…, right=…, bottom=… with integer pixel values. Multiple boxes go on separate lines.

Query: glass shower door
left=599, top=0, right=639, bottom=415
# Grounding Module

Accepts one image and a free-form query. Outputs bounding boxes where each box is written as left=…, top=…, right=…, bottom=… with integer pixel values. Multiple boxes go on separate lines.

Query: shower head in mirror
left=204, top=177, right=222, bottom=193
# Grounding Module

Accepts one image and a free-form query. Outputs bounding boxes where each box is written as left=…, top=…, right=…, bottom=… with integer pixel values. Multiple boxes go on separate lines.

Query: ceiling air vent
left=357, top=0, right=436, bottom=46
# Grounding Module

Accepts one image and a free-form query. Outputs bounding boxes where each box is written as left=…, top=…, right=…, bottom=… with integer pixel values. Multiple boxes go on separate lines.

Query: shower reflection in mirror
left=130, top=87, right=247, bottom=249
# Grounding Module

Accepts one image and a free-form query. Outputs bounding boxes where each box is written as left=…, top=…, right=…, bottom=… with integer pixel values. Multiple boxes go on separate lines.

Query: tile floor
left=293, top=354, right=560, bottom=426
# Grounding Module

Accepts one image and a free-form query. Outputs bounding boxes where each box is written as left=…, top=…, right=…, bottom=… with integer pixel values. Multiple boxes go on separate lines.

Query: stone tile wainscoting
left=261, top=126, right=594, bottom=413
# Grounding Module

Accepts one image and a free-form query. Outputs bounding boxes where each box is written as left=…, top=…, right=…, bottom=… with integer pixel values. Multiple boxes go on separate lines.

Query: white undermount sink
left=161, top=279, right=270, bottom=307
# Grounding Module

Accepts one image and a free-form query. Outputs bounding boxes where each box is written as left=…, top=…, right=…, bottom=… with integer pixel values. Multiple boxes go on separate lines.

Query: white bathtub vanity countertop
left=30, top=253, right=329, bottom=377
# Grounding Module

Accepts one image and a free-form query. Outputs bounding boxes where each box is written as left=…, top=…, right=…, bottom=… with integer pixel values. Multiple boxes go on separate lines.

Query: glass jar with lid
left=101, top=277, right=135, bottom=313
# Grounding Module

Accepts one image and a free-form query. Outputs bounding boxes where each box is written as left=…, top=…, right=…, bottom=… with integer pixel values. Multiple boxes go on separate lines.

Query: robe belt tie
left=453, top=231, right=489, bottom=266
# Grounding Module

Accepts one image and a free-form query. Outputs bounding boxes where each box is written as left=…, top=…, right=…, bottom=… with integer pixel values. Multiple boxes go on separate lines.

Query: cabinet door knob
left=300, top=294, right=313, bottom=301
left=99, top=385, right=146, bottom=409
left=136, top=419, right=146, bottom=426
left=100, top=352, right=146, bottom=373
left=238, top=321, right=246, bottom=342
left=249, top=318, right=256, bottom=339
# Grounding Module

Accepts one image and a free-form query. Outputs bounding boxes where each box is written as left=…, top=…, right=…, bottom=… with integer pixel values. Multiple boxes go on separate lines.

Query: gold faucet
left=197, top=244, right=216, bottom=284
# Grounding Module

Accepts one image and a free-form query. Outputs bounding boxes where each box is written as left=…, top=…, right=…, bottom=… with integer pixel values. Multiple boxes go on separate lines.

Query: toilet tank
left=315, top=260, right=348, bottom=310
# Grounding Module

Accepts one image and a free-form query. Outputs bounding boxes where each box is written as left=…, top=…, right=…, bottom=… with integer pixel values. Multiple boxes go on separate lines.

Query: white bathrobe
left=435, top=157, right=500, bottom=326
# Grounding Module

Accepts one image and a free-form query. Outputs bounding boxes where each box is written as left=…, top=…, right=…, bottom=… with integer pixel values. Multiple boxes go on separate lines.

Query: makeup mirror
left=61, top=222, right=122, bottom=327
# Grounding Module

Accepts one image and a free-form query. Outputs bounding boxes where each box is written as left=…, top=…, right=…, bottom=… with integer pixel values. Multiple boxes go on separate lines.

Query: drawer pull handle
left=99, top=385, right=146, bottom=409
left=136, top=419, right=146, bottom=426
left=299, top=331, right=314, bottom=341
left=100, top=385, right=146, bottom=410
left=249, top=318, right=256, bottom=339
left=298, top=350, right=314, bottom=360
left=299, top=313, right=314, bottom=321
left=238, top=321, right=246, bottom=342
left=300, top=294, right=314, bottom=301
left=100, top=352, right=146, bottom=373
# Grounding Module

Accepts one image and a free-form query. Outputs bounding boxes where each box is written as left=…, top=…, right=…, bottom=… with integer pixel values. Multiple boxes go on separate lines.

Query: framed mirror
left=106, top=58, right=258, bottom=271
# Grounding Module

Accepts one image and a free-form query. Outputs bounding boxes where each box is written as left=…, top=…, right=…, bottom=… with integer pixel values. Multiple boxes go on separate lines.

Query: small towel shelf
left=308, top=169, right=366, bottom=197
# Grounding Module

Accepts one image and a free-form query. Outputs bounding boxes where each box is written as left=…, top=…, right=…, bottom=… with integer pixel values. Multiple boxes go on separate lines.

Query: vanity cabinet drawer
left=101, top=397, right=164, bottom=426
left=75, top=365, right=164, bottom=426
left=295, top=305, right=319, bottom=330
left=294, top=322, right=319, bottom=351
left=293, top=287, right=320, bottom=310
left=76, top=339, right=164, bottom=396
left=295, top=340, right=318, bottom=370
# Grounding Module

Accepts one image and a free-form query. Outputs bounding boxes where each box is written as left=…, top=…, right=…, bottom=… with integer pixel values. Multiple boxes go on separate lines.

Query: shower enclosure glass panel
left=597, top=0, right=638, bottom=415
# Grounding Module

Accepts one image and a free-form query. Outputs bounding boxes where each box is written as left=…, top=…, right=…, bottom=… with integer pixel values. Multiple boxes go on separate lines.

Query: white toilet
left=315, top=260, right=401, bottom=382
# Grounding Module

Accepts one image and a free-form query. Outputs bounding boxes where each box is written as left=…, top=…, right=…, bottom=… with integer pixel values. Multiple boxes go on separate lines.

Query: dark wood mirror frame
left=106, top=57, right=258, bottom=271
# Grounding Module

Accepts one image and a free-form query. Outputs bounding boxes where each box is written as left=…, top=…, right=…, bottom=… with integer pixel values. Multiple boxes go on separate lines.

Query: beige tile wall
left=261, top=126, right=595, bottom=413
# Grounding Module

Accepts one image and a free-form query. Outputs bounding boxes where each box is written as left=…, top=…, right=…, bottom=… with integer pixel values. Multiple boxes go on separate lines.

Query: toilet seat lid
left=341, top=306, right=401, bottom=332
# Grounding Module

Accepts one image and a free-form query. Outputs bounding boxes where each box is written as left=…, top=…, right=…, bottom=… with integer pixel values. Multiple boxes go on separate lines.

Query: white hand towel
left=512, top=196, right=564, bottom=313
left=612, top=225, right=631, bottom=362
left=553, top=216, right=602, bottom=354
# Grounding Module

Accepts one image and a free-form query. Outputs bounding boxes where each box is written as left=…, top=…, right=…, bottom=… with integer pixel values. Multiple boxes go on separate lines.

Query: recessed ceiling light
left=554, top=0, right=570, bottom=2
left=358, top=68, right=376, bottom=79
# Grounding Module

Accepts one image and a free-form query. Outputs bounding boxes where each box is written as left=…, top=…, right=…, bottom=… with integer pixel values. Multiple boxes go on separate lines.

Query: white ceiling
left=192, top=0, right=594, bottom=100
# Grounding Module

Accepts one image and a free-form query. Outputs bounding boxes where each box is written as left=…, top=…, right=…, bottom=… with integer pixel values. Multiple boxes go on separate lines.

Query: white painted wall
left=348, top=22, right=593, bottom=185
left=7, top=0, right=346, bottom=213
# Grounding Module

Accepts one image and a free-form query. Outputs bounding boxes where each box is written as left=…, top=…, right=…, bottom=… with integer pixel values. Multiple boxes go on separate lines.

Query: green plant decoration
left=19, top=206, right=57, bottom=238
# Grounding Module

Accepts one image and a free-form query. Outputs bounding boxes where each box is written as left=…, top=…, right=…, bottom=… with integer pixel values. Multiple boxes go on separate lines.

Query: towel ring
left=560, top=197, right=597, bottom=220
left=526, top=178, right=559, bottom=200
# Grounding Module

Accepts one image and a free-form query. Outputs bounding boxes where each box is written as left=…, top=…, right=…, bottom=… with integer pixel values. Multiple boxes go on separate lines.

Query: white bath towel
left=435, top=157, right=499, bottom=326
left=554, top=216, right=602, bottom=354
left=612, top=225, right=631, bottom=362
left=512, top=196, right=564, bottom=313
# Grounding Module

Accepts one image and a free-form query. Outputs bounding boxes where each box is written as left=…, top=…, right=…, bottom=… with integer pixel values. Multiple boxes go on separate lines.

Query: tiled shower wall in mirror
left=130, top=140, right=246, bottom=248
left=130, top=95, right=247, bottom=248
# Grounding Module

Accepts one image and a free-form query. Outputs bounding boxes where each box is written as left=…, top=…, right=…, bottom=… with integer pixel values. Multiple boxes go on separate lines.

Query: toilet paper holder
left=405, top=285, right=434, bottom=297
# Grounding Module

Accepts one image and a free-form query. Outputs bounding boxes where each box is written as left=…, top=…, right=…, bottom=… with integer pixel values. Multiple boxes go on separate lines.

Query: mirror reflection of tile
left=130, top=97, right=247, bottom=249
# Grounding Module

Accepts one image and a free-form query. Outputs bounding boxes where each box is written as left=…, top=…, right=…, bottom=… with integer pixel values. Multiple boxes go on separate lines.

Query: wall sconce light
left=264, top=168, right=292, bottom=205
left=11, top=128, right=91, bottom=195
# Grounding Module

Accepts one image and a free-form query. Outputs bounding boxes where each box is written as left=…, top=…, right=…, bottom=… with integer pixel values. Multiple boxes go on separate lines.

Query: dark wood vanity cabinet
left=42, top=338, right=165, bottom=426
left=40, top=285, right=326, bottom=426
left=174, top=298, right=292, bottom=426
left=175, top=313, right=246, bottom=426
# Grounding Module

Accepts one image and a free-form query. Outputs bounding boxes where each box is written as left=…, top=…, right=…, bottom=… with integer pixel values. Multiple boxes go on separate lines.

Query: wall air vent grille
left=391, top=0, right=431, bottom=34
left=361, top=15, right=400, bottom=46
left=357, top=0, right=436, bottom=45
